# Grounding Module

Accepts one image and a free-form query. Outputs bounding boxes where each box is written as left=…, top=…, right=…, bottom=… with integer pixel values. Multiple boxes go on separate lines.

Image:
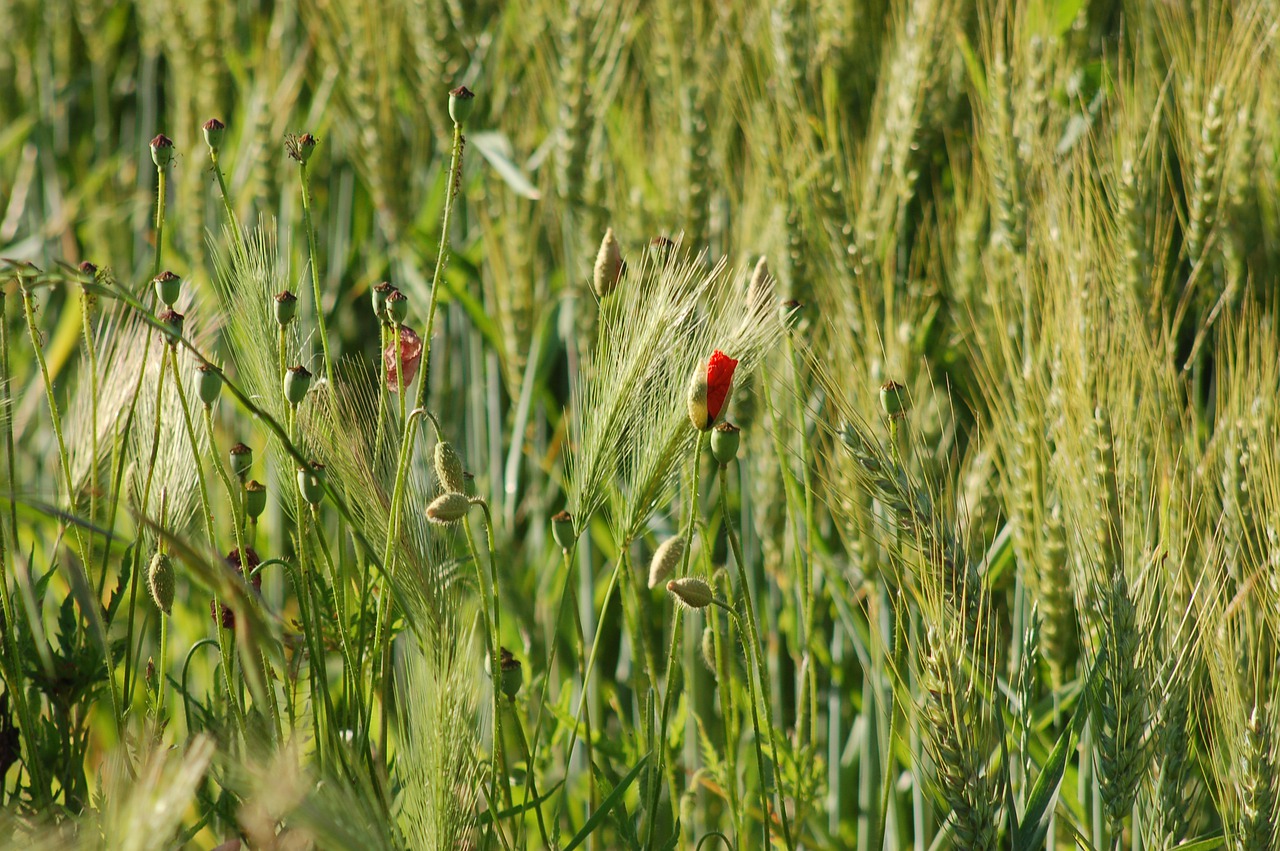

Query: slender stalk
left=209, top=149, right=245, bottom=256
left=298, top=160, right=334, bottom=388
left=786, top=336, right=820, bottom=750
left=79, top=287, right=101, bottom=588
left=466, top=503, right=513, bottom=811
left=507, top=697, right=552, bottom=849
left=563, top=550, right=599, bottom=819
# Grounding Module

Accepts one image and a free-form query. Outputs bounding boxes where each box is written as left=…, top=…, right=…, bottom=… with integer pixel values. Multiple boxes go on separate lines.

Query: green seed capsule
left=284, top=365, right=312, bottom=406
left=710, top=422, right=740, bottom=466
left=552, top=510, right=576, bottom=553
left=386, top=290, right=409, bottom=326
left=448, top=85, right=475, bottom=125
left=244, top=480, right=267, bottom=521
left=148, top=552, right=175, bottom=615
left=274, top=290, right=298, bottom=326
left=288, top=132, right=318, bottom=163
left=434, top=441, right=466, bottom=493
left=158, top=309, right=184, bottom=344
left=196, top=364, right=222, bottom=407
left=229, top=443, right=253, bottom=479
left=154, top=270, right=181, bottom=307
left=150, top=134, right=174, bottom=168
left=879, top=380, right=909, bottom=418
left=298, top=462, right=325, bottom=505
left=202, top=118, right=225, bottom=152
left=372, top=282, right=395, bottom=321
left=426, top=492, right=471, bottom=524
left=500, top=648, right=522, bottom=699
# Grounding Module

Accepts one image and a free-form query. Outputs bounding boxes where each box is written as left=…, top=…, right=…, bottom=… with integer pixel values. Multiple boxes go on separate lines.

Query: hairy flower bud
left=592, top=228, right=623, bottom=299
left=148, top=552, right=175, bottom=615
left=667, top=577, right=714, bottom=610
left=747, top=256, right=774, bottom=312
left=701, top=625, right=718, bottom=673
left=434, top=440, right=466, bottom=493
left=648, top=536, right=686, bottom=589
left=426, top=492, right=471, bottom=524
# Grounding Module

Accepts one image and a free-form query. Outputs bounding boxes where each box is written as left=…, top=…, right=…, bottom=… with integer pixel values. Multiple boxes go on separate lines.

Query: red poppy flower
left=384, top=326, right=423, bottom=392
left=687, top=350, right=739, bottom=431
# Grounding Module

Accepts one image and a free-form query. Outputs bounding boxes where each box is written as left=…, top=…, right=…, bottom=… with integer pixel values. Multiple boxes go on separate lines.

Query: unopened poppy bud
left=284, top=364, right=312, bottom=406
left=150, top=134, right=174, bottom=168
left=552, top=510, right=576, bottom=552
left=386, top=290, right=409, bottom=326
left=229, top=443, right=253, bottom=479
left=244, top=480, right=267, bottom=521
left=372, top=282, right=395, bottom=321
left=287, top=132, right=318, bottom=163
left=148, top=552, right=175, bottom=615
left=434, top=440, right=466, bottom=493
left=592, top=228, right=623, bottom=299
left=747, top=256, right=774, bottom=311
left=158, top=309, right=184, bottom=344
left=701, top=626, right=718, bottom=673
left=196, top=364, right=223, bottom=406
left=153, top=271, right=181, bottom=306
left=449, top=86, right=476, bottom=125
left=274, top=290, right=298, bottom=326
left=879, top=380, right=909, bottom=419
left=499, top=647, right=522, bottom=699
left=648, top=536, right=685, bottom=589
left=667, top=577, right=714, bottom=610
left=687, top=350, right=739, bottom=431
left=297, top=462, right=325, bottom=505
left=710, top=422, right=740, bottom=466
left=202, top=118, right=226, bottom=152
left=426, top=492, right=471, bottom=524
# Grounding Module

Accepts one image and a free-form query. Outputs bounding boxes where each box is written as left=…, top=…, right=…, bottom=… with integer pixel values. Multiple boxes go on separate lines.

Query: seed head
left=434, top=440, right=466, bottom=493
left=386, top=289, right=409, bottom=326
left=879, top=380, right=909, bottom=419
left=245, top=480, right=267, bottom=521
left=148, top=552, right=175, bottom=615
left=229, top=443, right=253, bottom=479
left=297, top=462, right=325, bottom=506
left=202, top=118, right=226, bottom=152
left=448, top=86, right=476, bottom=125
left=284, top=364, right=312, bottom=406
left=687, top=350, right=739, bottom=431
left=196, top=363, right=223, bottom=407
left=372, top=282, right=396, bottom=322
left=153, top=270, right=181, bottom=307
left=667, top=577, right=714, bottom=610
left=648, top=536, right=686, bottom=589
left=274, top=290, right=298, bottom=326
left=150, top=134, right=174, bottom=168
left=78, top=261, right=98, bottom=277
left=499, top=647, right=522, bottom=699
left=592, top=228, right=624, bottom=299
left=426, top=492, right=471, bottom=524
left=710, top=422, right=740, bottom=467
left=552, top=510, right=576, bottom=553
left=157, top=309, right=184, bottom=344
left=286, top=132, right=318, bottom=163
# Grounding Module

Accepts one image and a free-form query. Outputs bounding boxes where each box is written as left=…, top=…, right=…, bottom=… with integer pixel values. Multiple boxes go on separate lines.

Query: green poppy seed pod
left=284, top=365, right=312, bottom=406
left=500, top=647, right=522, bottom=699
left=244, top=480, right=267, bottom=521
left=153, top=270, right=181, bottom=306
left=229, top=443, right=253, bottom=480
left=710, top=422, right=740, bottom=467
left=158, top=309, right=184, bottom=344
left=701, top=625, right=718, bottom=674
left=648, top=536, right=686, bottom=589
left=150, top=133, right=174, bottom=168
left=667, top=577, right=714, bottom=610
left=202, top=118, right=225, bottom=152
left=148, top=552, right=175, bottom=615
left=426, top=492, right=471, bottom=525
left=592, top=228, right=623, bottom=299
left=298, top=463, right=325, bottom=505
left=196, top=364, right=223, bottom=406
left=434, top=440, right=466, bottom=493
left=879, top=380, right=909, bottom=419
left=449, top=85, right=476, bottom=125
left=274, top=290, right=298, bottom=326
left=372, top=282, right=395, bottom=322
left=552, top=510, right=576, bottom=553
left=386, top=290, right=409, bottom=326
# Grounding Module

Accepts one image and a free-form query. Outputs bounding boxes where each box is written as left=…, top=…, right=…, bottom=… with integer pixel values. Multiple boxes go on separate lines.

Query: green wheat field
left=1, top=0, right=1279, bottom=848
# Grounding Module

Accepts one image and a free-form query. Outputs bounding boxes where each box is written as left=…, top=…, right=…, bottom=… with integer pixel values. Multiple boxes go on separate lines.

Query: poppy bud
left=284, top=364, right=312, bottom=406
left=196, top=364, right=223, bottom=407
left=386, top=290, right=409, bottom=326
left=202, top=118, right=226, bottom=152
left=158, top=309, right=184, bottom=344
left=434, top=440, right=466, bottom=493
left=592, top=228, right=623, bottom=299
left=879, top=380, right=909, bottom=419
left=747, top=256, right=774, bottom=311
left=667, top=577, right=714, bottom=610
left=372, top=282, right=395, bottom=321
left=687, top=350, right=738, bottom=431
left=153, top=271, right=181, bottom=306
left=274, top=290, right=298, bottom=326
left=710, top=422, right=740, bottom=466
left=245, top=480, right=267, bottom=521
left=150, top=134, right=174, bottom=168
left=229, top=443, right=253, bottom=479
left=701, top=625, right=718, bottom=673
left=648, top=536, right=685, bottom=589
left=552, top=510, right=576, bottom=553
left=297, top=462, right=325, bottom=505
left=148, top=552, right=175, bottom=615
left=426, top=492, right=471, bottom=524
left=449, top=86, right=476, bottom=125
